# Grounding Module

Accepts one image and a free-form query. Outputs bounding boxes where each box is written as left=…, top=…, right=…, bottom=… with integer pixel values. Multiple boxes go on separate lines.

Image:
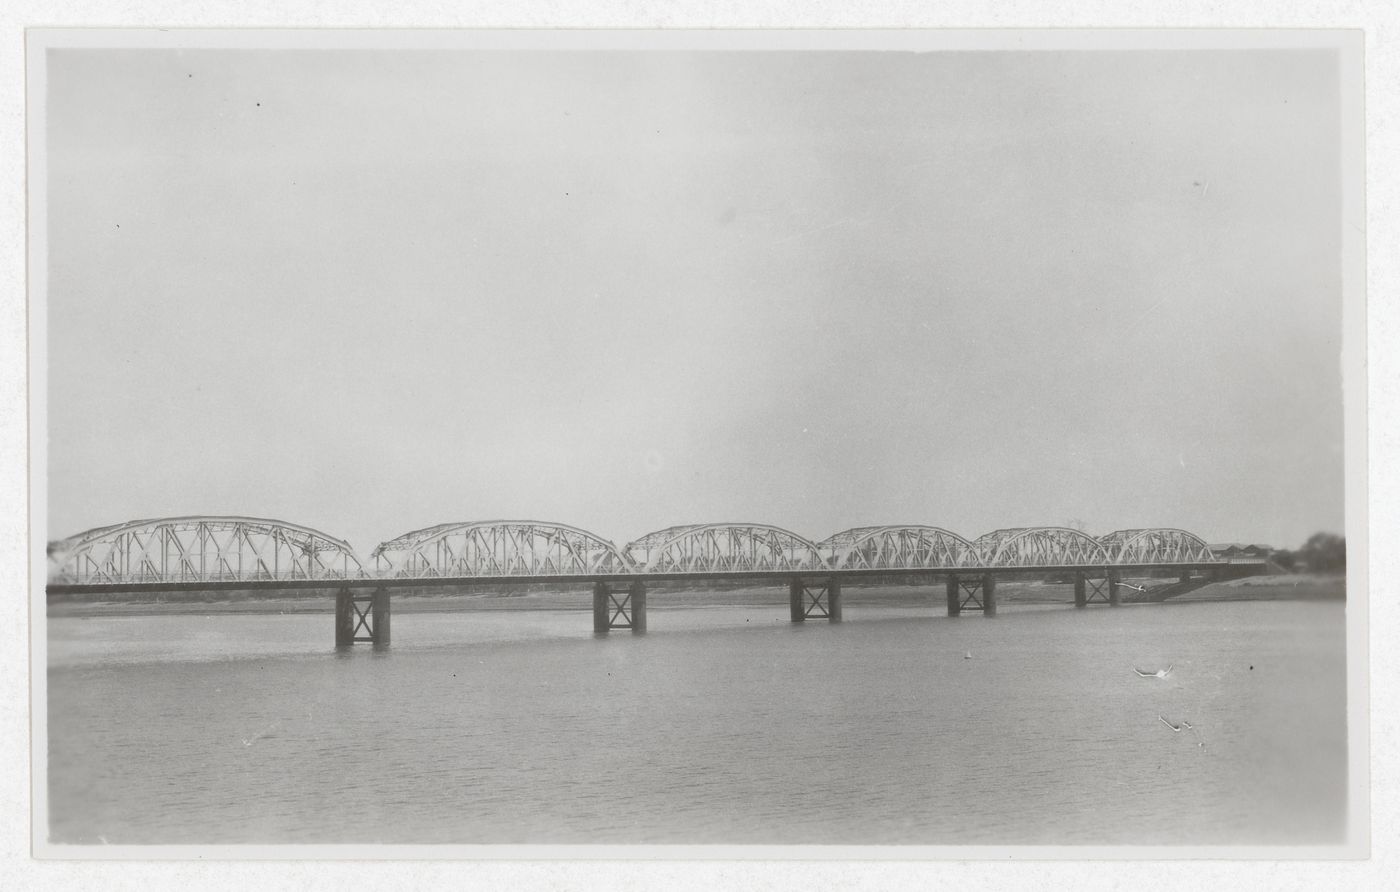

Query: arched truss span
left=370, top=521, right=634, bottom=578
left=821, top=525, right=975, bottom=570
left=48, top=516, right=363, bottom=584
left=1098, top=528, right=1214, bottom=564
left=973, top=527, right=1111, bottom=567
left=625, top=523, right=825, bottom=573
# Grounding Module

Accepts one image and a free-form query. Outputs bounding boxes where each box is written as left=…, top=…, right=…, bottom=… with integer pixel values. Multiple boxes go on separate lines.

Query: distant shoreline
left=45, top=574, right=1344, bottom=619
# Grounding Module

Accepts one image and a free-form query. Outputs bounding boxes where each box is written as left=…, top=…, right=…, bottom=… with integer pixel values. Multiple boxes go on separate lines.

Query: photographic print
left=30, top=30, right=1364, bottom=855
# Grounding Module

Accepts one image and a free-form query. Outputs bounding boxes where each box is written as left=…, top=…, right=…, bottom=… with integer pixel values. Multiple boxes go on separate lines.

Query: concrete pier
left=593, top=581, right=610, bottom=632
left=629, top=581, right=647, bottom=634
left=790, top=578, right=805, bottom=622
left=982, top=573, right=997, bottom=616
left=946, top=575, right=961, bottom=617
left=827, top=578, right=842, bottom=622
left=371, top=587, right=391, bottom=645
left=335, top=587, right=354, bottom=646
left=1108, top=570, right=1121, bottom=607
left=1074, top=573, right=1087, bottom=608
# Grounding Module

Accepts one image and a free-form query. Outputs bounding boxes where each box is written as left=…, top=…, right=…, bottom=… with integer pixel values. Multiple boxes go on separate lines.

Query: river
left=45, top=599, right=1347, bottom=846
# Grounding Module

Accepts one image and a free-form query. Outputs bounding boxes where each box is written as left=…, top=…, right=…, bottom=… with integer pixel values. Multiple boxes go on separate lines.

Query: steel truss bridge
left=48, top=516, right=1243, bottom=645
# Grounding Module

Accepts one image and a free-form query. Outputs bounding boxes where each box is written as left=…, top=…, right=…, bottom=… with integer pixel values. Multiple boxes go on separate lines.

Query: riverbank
left=1163, top=573, right=1346, bottom=602
left=45, top=573, right=1344, bottom=618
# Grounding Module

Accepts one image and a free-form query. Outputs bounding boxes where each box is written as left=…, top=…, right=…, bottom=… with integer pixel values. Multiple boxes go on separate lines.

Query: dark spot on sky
left=256, top=103, right=261, bottom=107
left=1249, top=665, right=1254, bottom=670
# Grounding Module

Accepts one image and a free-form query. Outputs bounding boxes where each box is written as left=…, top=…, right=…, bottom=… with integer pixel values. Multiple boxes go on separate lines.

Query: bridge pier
left=631, top=581, right=647, bottom=633
left=372, top=587, right=391, bottom=644
left=593, top=581, right=608, bottom=631
left=593, top=580, right=646, bottom=633
left=1076, top=572, right=1114, bottom=607
left=948, top=574, right=995, bottom=616
left=789, top=578, right=840, bottom=622
left=335, top=586, right=390, bottom=646
left=335, top=587, right=354, bottom=646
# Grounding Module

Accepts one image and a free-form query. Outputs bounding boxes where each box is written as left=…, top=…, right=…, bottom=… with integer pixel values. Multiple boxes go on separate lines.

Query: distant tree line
left=1271, top=532, right=1346, bottom=573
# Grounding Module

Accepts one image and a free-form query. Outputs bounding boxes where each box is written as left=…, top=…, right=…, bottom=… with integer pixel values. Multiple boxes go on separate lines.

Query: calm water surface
left=47, top=600, right=1347, bottom=845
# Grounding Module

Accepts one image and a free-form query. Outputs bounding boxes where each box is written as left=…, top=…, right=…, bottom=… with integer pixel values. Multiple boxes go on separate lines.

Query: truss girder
left=625, top=523, right=825, bottom=573
left=1097, top=528, right=1215, bottom=564
left=820, top=525, right=975, bottom=570
left=370, top=520, right=634, bottom=578
left=48, top=516, right=364, bottom=585
left=972, top=527, right=1111, bottom=567
left=48, top=515, right=1223, bottom=585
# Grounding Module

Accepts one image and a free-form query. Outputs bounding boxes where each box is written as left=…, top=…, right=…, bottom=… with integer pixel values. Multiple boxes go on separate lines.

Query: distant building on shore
left=1208, top=542, right=1298, bottom=575
left=1208, top=543, right=1275, bottom=560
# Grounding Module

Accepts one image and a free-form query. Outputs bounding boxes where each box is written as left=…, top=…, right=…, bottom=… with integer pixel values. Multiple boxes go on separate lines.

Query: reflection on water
left=47, top=600, right=1346, bottom=845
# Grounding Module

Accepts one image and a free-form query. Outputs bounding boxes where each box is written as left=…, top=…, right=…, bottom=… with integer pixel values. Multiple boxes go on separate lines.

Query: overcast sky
left=43, top=48, right=1344, bottom=553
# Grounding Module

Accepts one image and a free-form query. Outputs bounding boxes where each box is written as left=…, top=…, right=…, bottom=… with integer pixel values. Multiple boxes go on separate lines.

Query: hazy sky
left=44, top=48, right=1344, bottom=553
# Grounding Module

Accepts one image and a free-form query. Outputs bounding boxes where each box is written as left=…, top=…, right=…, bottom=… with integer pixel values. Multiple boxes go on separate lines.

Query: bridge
left=47, top=516, right=1243, bottom=646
